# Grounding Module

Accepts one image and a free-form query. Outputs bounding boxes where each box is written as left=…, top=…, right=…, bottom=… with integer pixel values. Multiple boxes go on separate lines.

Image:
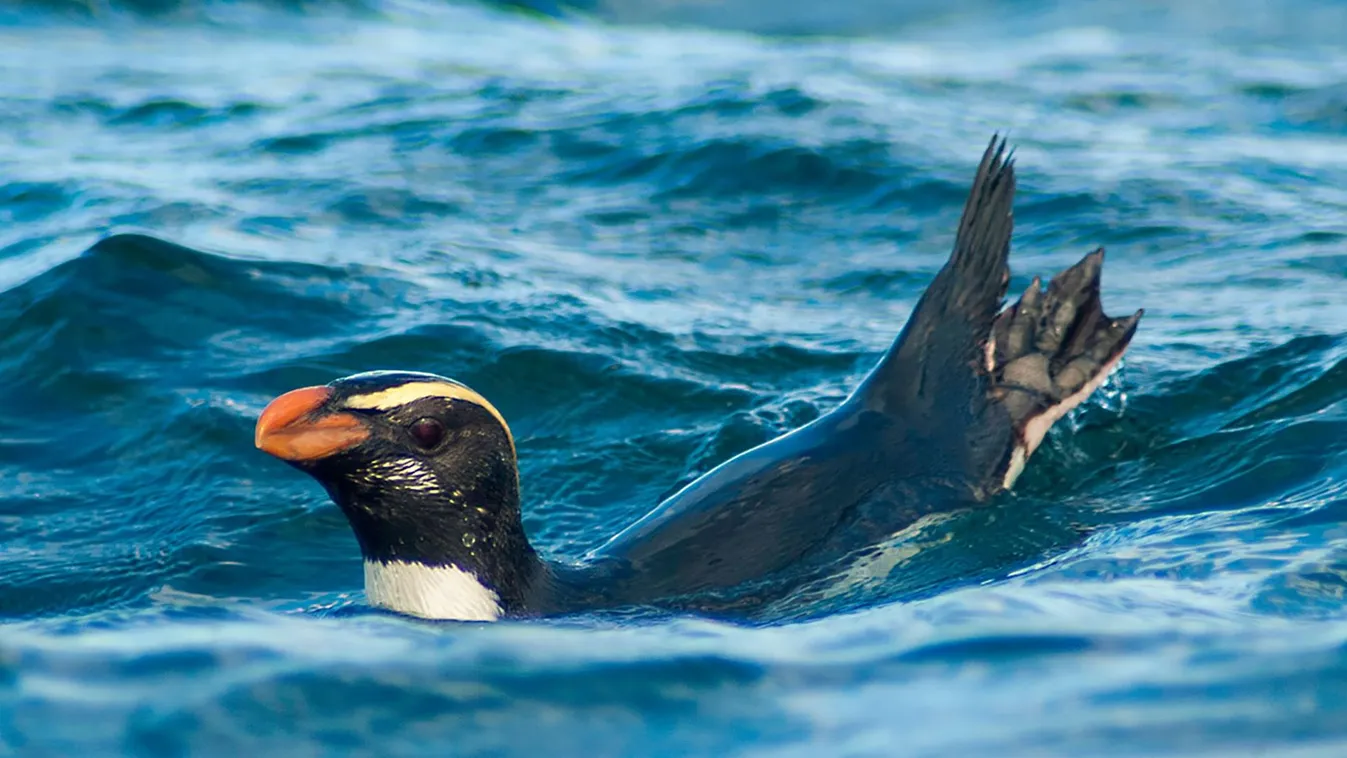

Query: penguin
left=254, top=136, right=1143, bottom=621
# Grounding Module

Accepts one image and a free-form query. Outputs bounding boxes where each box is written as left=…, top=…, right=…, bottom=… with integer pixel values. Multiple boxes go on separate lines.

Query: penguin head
left=255, top=371, right=536, bottom=618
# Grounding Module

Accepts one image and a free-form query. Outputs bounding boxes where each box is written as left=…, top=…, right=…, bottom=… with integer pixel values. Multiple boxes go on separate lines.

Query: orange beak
left=255, top=386, right=369, bottom=462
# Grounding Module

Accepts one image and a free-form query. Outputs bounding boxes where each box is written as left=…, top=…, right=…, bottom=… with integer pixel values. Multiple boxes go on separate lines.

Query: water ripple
left=2, top=0, right=1347, bottom=755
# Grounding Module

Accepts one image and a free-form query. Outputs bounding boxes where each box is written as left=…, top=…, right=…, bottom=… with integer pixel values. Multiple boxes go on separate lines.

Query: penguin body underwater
left=255, top=136, right=1143, bottom=621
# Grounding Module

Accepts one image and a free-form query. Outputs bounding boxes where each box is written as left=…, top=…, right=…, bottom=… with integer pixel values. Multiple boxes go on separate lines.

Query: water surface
left=1, top=0, right=1346, bottom=755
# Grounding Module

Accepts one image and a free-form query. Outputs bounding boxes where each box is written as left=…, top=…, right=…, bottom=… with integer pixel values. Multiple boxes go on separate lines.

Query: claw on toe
left=985, top=247, right=1141, bottom=490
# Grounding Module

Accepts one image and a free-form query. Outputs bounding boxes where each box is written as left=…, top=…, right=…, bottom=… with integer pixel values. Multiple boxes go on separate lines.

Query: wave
left=0, top=233, right=869, bottom=618
left=3, top=230, right=1343, bottom=623
left=7, top=0, right=1347, bottom=52
left=5, top=575, right=1347, bottom=755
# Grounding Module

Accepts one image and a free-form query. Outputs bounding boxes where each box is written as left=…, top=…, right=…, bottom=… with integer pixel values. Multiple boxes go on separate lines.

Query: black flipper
left=858, top=136, right=1013, bottom=419
left=588, top=136, right=1143, bottom=608
left=852, top=136, right=1016, bottom=492
left=855, top=135, right=1142, bottom=497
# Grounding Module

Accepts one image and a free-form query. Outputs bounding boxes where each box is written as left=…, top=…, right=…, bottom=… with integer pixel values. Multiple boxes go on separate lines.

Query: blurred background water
left=1, top=0, right=1346, bottom=755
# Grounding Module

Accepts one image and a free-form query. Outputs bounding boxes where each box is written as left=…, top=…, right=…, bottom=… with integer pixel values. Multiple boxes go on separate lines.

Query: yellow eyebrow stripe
left=340, top=381, right=515, bottom=455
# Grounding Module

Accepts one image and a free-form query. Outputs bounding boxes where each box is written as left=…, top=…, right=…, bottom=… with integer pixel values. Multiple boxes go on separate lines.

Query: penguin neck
left=324, top=464, right=547, bottom=621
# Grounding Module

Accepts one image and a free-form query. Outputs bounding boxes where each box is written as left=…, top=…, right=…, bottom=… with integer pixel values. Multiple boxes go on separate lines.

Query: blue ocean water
left=1, top=0, right=1346, bottom=754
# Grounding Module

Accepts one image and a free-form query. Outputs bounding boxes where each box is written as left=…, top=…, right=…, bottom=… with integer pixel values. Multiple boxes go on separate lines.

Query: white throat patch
left=364, top=560, right=503, bottom=622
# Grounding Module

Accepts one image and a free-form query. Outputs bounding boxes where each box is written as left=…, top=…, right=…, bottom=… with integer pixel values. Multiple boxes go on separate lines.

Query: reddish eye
left=408, top=418, right=445, bottom=449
